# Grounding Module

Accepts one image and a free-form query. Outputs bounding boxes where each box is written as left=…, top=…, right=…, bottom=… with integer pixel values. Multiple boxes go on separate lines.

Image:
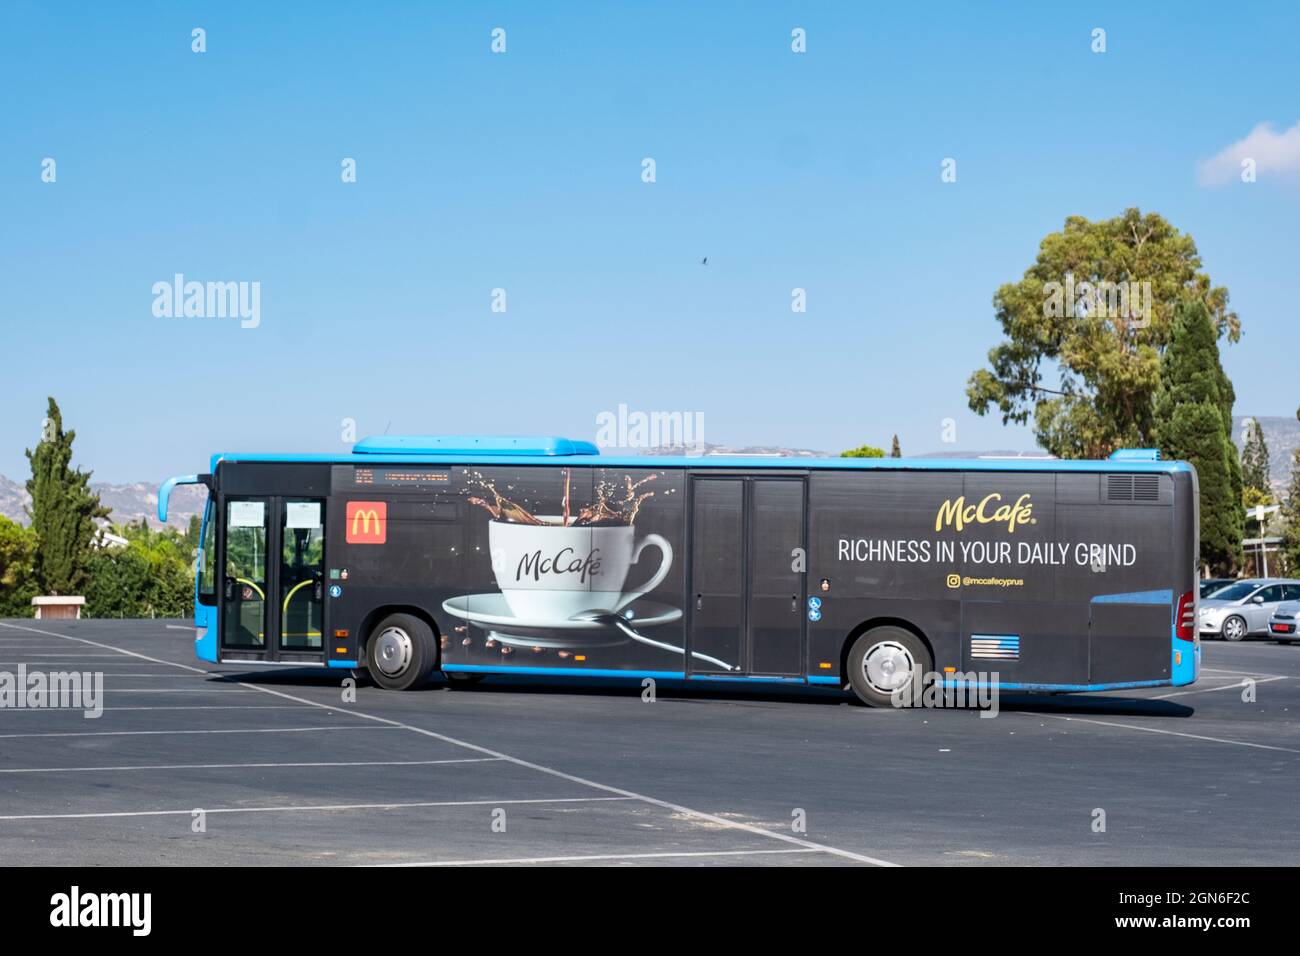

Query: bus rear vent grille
left=1106, top=474, right=1160, bottom=502
left=970, top=635, right=1020, bottom=661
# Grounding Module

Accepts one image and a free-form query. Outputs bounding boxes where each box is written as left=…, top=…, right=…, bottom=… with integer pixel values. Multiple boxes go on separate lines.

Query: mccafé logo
left=346, top=501, right=386, bottom=544
left=935, top=493, right=1035, bottom=533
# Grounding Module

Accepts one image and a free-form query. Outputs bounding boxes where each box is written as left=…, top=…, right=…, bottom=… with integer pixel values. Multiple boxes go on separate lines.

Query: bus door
left=687, top=476, right=806, bottom=676
left=220, top=497, right=325, bottom=662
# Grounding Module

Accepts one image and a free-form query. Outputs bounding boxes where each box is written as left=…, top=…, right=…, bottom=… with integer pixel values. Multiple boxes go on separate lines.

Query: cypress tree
left=24, top=398, right=109, bottom=595
left=1281, top=450, right=1300, bottom=575
left=890, top=434, right=902, bottom=458
left=1154, top=301, right=1243, bottom=574
left=1282, top=406, right=1300, bottom=575
left=1241, top=418, right=1271, bottom=497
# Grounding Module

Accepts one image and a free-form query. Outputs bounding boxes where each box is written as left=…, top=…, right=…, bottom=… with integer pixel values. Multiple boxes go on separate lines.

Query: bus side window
left=198, top=498, right=217, bottom=605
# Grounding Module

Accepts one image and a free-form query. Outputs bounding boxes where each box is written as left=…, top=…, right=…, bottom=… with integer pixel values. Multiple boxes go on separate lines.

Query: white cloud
left=1196, top=121, right=1300, bottom=186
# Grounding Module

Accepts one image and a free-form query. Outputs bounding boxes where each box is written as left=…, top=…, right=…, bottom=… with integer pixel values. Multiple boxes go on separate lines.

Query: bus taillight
left=1175, top=590, right=1196, bottom=641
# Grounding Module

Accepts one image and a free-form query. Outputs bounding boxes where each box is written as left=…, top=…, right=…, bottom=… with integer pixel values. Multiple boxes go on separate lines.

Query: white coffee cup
left=489, top=518, right=673, bottom=624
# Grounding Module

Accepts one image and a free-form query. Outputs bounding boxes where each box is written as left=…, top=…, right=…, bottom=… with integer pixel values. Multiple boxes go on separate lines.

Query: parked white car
left=1198, top=579, right=1300, bottom=641
left=1269, top=601, right=1300, bottom=643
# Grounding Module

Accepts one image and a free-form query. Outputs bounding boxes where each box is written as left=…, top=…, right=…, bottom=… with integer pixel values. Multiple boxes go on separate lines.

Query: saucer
left=441, top=594, right=682, bottom=641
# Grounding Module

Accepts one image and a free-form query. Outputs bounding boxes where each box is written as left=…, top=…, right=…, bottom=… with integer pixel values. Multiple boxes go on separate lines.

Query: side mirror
left=1251, top=595, right=1265, bottom=604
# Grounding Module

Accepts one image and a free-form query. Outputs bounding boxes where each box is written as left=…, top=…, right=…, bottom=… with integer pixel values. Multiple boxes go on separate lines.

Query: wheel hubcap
left=373, top=627, right=413, bottom=676
left=862, top=641, right=916, bottom=695
left=1225, top=618, right=1245, bottom=640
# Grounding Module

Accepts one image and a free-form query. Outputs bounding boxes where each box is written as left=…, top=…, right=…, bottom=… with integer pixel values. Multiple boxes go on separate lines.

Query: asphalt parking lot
left=1, top=619, right=1297, bottom=866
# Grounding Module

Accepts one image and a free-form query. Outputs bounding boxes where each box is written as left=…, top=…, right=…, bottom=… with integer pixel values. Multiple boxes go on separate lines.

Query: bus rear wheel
left=846, top=626, right=931, bottom=708
left=365, top=614, right=437, bottom=691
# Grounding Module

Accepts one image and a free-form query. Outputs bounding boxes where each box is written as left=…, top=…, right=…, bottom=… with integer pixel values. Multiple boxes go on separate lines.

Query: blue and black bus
left=160, top=435, right=1200, bottom=706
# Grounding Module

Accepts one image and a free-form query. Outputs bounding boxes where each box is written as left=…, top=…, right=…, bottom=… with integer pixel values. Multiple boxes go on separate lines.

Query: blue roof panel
left=352, top=435, right=600, bottom=456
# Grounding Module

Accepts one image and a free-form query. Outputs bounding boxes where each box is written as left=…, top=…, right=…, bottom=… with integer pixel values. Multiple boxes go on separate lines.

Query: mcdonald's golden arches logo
left=346, top=501, right=386, bottom=544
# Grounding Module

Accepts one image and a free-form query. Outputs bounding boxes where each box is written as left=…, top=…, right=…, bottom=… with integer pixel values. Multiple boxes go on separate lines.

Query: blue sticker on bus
left=808, top=608, right=821, bottom=622
left=808, top=596, right=822, bottom=610
left=329, top=585, right=342, bottom=598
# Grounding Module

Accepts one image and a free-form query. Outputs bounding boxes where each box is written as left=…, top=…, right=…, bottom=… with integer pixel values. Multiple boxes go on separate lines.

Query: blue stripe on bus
left=443, top=665, right=809, bottom=685
left=1090, top=589, right=1173, bottom=605
left=940, top=678, right=1171, bottom=692
left=440, top=665, right=1174, bottom=693
left=327, top=659, right=359, bottom=668
left=442, top=664, right=686, bottom=680
left=690, top=674, right=806, bottom=683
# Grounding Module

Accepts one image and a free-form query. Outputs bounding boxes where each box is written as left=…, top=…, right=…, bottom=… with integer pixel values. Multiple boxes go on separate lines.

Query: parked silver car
left=1199, top=579, right=1300, bottom=641
left=1269, top=601, right=1300, bottom=643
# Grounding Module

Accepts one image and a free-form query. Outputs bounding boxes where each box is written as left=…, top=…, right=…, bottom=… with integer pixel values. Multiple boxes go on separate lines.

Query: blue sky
left=1, top=1, right=1297, bottom=482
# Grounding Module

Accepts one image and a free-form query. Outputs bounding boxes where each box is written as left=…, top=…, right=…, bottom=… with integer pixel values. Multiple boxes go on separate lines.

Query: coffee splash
left=464, top=468, right=673, bottom=526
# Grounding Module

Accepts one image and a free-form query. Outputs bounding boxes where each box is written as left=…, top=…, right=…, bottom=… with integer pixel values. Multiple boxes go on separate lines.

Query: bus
left=159, top=435, right=1200, bottom=706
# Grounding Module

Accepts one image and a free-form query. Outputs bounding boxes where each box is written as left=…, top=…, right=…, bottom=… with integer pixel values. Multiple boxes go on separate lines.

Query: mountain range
left=0, top=475, right=207, bottom=531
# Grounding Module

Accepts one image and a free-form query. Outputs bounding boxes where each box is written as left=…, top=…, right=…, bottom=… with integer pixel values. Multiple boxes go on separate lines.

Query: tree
left=185, top=513, right=202, bottom=553
left=1281, top=452, right=1300, bottom=575
left=0, top=516, right=39, bottom=617
left=1281, top=405, right=1300, bottom=575
left=1241, top=418, right=1271, bottom=498
left=84, top=522, right=195, bottom=619
left=967, top=209, right=1239, bottom=459
left=24, top=398, right=109, bottom=594
left=1153, top=301, right=1243, bottom=574
left=841, top=444, right=886, bottom=458
left=890, top=435, right=902, bottom=458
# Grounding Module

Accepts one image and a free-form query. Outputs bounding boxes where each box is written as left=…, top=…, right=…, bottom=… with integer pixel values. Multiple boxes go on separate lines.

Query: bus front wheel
left=365, top=614, right=437, bottom=691
left=846, top=626, right=931, bottom=708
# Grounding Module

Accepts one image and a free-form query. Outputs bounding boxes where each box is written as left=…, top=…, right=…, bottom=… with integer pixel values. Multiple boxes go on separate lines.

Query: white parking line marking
left=1202, top=667, right=1289, bottom=678
left=0, top=620, right=898, bottom=867
left=0, top=653, right=135, bottom=658
left=379, top=848, right=824, bottom=866
left=1152, top=676, right=1288, bottom=699
left=0, top=673, right=204, bottom=679
left=0, top=796, right=636, bottom=821
left=0, top=662, right=168, bottom=666
left=0, top=757, right=504, bottom=774
left=165, top=626, right=192, bottom=631
left=0, top=705, right=317, bottom=713
left=1035, top=713, right=1300, bottom=754
left=0, top=726, right=397, bottom=740
left=95, top=688, right=262, bottom=693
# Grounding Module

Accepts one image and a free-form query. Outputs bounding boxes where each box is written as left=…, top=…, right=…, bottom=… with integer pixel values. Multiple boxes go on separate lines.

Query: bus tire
left=365, top=613, right=437, bottom=691
left=846, top=626, right=931, bottom=708
left=1221, top=615, right=1247, bottom=642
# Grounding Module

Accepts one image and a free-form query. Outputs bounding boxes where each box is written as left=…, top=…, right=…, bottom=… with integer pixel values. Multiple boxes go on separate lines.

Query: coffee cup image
left=488, top=517, right=673, bottom=624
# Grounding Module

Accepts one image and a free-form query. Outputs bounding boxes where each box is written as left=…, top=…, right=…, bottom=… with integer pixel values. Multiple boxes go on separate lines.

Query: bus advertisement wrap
left=174, top=441, right=1199, bottom=703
